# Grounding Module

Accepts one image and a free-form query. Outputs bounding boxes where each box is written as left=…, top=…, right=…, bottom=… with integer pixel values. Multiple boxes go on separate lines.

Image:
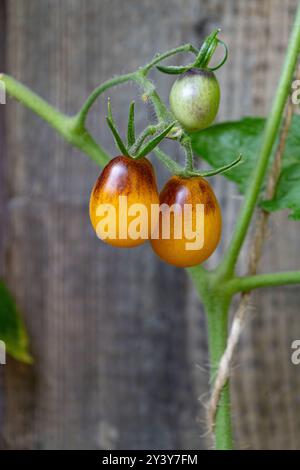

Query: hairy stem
left=142, top=43, right=198, bottom=74
left=75, top=73, right=136, bottom=130
left=1, top=41, right=195, bottom=171
left=76, top=43, right=197, bottom=128
left=205, top=296, right=233, bottom=450
left=133, top=73, right=172, bottom=122
left=182, top=138, right=194, bottom=172
left=188, top=268, right=233, bottom=449
left=218, top=4, right=300, bottom=278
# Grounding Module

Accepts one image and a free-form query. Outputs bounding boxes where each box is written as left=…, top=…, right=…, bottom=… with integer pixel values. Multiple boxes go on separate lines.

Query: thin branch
left=2, top=42, right=197, bottom=171
left=76, top=43, right=197, bottom=128
left=1, top=74, right=110, bottom=166
left=142, top=43, right=198, bottom=74
left=227, top=271, right=300, bottom=294
left=75, top=73, right=136, bottom=130
left=154, top=147, right=186, bottom=175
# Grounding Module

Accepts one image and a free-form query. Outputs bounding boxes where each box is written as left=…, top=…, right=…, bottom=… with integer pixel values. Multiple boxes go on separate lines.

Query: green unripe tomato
left=169, top=68, right=220, bottom=132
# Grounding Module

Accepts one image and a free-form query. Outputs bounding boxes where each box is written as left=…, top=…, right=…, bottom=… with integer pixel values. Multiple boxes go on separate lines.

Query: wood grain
left=0, top=0, right=7, bottom=450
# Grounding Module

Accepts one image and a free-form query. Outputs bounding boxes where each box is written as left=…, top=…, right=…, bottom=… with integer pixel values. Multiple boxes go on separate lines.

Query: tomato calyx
left=154, top=148, right=243, bottom=179
left=106, top=99, right=176, bottom=160
left=156, top=29, right=228, bottom=76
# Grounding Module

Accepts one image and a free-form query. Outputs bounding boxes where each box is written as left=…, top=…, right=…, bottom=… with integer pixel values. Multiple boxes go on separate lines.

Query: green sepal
left=136, top=122, right=176, bottom=158
left=156, top=64, right=194, bottom=75
left=194, top=29, right=220, bottom=68
left=156, top=29, right=228, bottom=77
left=187, top=154, right=243, bottom=177
left=154, top=147, right=186, bottom=174
left=129, top=125, right=157, bottom=156
left=106, top=99, right=129, bottom=156
left=154, top=149, right=242, bottom=179
left=127, top=101, right=136, bottom=147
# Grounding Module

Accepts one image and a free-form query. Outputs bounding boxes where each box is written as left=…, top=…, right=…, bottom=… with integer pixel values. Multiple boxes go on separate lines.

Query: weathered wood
left=0, top=0, right=6, bottom=275
left=0, top=0, right=7, bottom=450
left=3, top=0, right=207, bottom=450
left=1, top=0, right=300, bottom=450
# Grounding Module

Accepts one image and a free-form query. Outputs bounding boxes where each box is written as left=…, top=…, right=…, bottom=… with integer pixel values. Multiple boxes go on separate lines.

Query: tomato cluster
left=89, top=68, right=222, bottom=267
left=89, top=156, right=221, bottom=268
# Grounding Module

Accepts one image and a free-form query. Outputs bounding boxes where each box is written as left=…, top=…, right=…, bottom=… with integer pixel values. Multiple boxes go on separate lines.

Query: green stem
left=182, top=138, right=194, bottom=172
left=188, top=267, right=233, bottom=449
left=130, top=125, right=158, bottom=155
left=66, top=122, right=110, bottom=166
left=1, top=42, right=193, bottom=170
left=75, top=43, right=197, bottom=128
left=154, top=147, right=187, bottom=175
left=206, top=296, right=233, bottom=450
left=218, top=4, right=300, bottom=278
left=142, top=43, right=198, bottom=74
left=0, top=74, right=68, bottom=129
left=75, top=72, right=136, bottom=130
left=133, top=73, right=172, bottom=122
left=184, top=153, right=242, bottom=178
left=226, top=270, right=300, bottom=295
left=1, top=74, right=110, bottom=167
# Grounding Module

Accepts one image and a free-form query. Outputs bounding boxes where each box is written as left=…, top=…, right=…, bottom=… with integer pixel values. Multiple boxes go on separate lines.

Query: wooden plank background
left=0, top=0, right=7, bottom=449
left=1, top=0, right=300, bottom=449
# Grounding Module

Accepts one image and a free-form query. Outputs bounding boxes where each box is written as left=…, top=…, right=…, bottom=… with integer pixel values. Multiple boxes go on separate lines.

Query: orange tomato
left=151, top=176, right=222, bottom=267
left=89, top=155, right=159, bottom=247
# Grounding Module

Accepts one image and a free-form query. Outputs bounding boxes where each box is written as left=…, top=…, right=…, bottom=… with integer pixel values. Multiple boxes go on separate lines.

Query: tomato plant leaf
left=0, top=280, right=32, bottom=363
left=190, top=115, right=300, bottom=220
left=261, top=164, right=300, bottom=220
left=191, top=117, right=265, bottom=190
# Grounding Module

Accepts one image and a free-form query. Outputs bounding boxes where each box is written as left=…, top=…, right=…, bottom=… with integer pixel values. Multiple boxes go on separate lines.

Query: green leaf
left=0, top=280, right=32, bottom=364
left=261, top=164, right=300, bottom=220
left=191, top=117, right=265, bottom=190
left=190, top=115, right=300, bottom=220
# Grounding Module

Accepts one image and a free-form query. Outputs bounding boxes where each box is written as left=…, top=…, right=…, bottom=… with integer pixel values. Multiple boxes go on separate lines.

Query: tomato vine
left=2, top=5, right=300, bottom=449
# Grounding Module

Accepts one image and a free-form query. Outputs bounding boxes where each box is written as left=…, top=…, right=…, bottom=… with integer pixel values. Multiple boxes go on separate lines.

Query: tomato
left=169, top=68, right=220, bottom=132
left=151, top=176, right=222, bottom=267
left=89, top=156, right=159, bottom=247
